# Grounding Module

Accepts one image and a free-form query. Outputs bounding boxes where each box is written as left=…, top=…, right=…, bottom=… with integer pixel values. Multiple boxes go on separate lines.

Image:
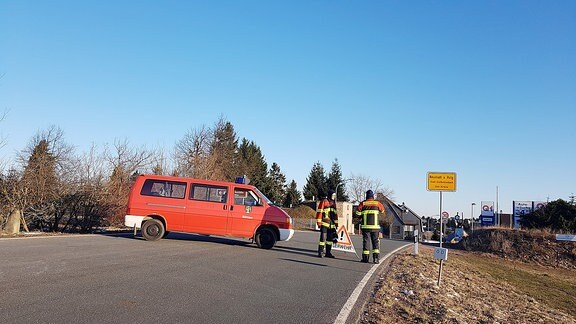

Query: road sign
left=332, top=226, right=358, bottom=259
left=334, top=226, right=353, bottom=247
left=434, top=247, right=448, bottom=260
left=427, top=172, right=457, bottom=192
left=441, top=211, right=449, bottom=220
left=556, top=234, right=576, bottom=241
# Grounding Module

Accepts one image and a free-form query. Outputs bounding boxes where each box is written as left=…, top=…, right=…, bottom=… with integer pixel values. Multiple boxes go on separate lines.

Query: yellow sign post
left=427, top=171, right=457, bottom=287
left=427, top=172, right=457, bottom=192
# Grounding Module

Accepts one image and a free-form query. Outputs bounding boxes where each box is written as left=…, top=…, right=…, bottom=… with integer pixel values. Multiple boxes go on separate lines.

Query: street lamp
left=334, top=178, right=352, bottom=203
left=471, top=203, right=476, bottom=232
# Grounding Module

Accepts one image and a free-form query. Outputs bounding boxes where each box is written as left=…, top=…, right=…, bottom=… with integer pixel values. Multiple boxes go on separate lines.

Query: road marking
left=334, top=244, right=410, bottom=324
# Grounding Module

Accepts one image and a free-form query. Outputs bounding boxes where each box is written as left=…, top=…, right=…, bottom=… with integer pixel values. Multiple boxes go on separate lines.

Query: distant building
left=336, top=201, right=354, bottom=234
left=380, top=196, right=423, bottom=241
left=498, top=213, right=513, bottom=228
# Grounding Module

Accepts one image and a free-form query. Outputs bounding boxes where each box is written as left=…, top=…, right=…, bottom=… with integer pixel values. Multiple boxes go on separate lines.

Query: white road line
left=334, top=244, right=410, bottom=324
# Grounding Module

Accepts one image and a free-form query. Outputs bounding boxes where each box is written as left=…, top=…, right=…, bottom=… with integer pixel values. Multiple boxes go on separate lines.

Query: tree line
left=0, top=117, right=391, bottom=233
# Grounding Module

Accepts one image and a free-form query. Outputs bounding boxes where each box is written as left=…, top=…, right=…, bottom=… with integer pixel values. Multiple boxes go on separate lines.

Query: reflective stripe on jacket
left=355, top=198, right=385, bottom=230
left=316, top=198, right=338, bottom=228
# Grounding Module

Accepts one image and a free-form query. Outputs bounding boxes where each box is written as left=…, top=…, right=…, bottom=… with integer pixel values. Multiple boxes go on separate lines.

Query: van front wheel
left=141, top=219, right=165, bottom=241
left=255, top=228, right=276, bottom=249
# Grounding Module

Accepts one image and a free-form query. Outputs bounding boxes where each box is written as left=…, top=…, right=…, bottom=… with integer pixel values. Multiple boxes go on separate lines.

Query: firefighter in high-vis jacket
left=355, top=190, right=385, bottom=263
left=316, top=189, right=338, bottom=258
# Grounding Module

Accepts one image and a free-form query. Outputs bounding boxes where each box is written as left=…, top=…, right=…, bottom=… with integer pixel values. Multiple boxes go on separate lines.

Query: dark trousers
left=362, top=230, right=380, bottom=256
left=318, top=226, right=333, bottom=254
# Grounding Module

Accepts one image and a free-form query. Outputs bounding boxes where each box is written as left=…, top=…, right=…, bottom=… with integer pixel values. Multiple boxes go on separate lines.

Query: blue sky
left=1, top=1, right=575, bottom=218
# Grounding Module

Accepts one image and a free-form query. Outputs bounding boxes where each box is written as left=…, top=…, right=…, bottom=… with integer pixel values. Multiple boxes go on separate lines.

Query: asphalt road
left=0, top=231, right=409, bottom=324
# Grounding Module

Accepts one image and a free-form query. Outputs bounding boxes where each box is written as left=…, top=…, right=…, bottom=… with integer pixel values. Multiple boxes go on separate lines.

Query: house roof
left=380, top=196, right=422, bottom=226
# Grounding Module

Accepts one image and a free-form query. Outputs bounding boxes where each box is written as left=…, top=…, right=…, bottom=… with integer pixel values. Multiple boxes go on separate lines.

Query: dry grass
left=359, top=245, right=576, bottom=324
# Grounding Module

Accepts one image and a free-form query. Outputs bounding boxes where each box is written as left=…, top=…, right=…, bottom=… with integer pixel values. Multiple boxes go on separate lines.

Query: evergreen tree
left=237, top=138, right=269, bottom=190
left=209, top=118, right=239, bottom=181
left=521, top=199, right=576, bottom=232
left=303, top=162, right=327, bottom=201
left=266, top=162, right=287, bottom=204
left=22, top=139, right=58, bottom=207
left=22, top=139, right=61, bottom=230
left=327, top=158, right=349, bottom=201
left=283, top=180, right=302, bottom=207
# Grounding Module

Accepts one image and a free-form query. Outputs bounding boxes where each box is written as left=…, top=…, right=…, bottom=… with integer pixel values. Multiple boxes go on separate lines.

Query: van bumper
left=125, top=215, right=145, bottom=229
left=279, top=228, right=294, bottom=241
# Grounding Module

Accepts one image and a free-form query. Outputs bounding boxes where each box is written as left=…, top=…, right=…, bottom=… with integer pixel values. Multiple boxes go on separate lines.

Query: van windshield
left=255, top=188, right=275, bottom=206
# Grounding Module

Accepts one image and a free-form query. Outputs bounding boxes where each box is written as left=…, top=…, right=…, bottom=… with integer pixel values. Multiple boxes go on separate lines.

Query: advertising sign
left=480, top=201, right=495, bottom=226
left=513, top=201, right=533, bottom=229
left=533, top=201, right=547, bottom=211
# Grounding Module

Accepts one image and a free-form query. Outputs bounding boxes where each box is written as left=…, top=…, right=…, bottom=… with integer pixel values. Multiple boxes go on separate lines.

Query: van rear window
left=140, top=179, right=186, bottom=199
left=191, top=185, right=228, bottom=203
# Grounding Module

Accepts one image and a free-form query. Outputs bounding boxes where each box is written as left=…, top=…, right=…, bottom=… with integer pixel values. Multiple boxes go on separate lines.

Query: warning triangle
left=334, top=225, right=353, bottom=246
left=332, top=226, right=358, bottom=258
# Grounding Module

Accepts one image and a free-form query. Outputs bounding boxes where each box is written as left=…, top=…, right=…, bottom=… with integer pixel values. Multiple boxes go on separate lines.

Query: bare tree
left=104, top=139, right=153, bottom=225
left=0, top=110, right=7, bottom=150
left=0, top=168, right=28, bottom=232
left=347, top=173, right=394, bottom=203
left=60, top=144, right=111, bottom=232
left=151, top=147, right=170, bottom=175
left=174, top=125, right=215, bottom=179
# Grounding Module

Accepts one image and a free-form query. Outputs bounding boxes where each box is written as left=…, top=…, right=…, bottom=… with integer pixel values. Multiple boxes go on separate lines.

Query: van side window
left=190, top=185, right=228, bottom=203
left=140, top=179, right=186, bottom=199
left=234, top=188, right=261, bottom=206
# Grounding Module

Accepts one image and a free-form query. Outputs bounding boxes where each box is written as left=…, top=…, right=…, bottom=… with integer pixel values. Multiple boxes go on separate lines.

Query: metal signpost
left=427, top=172, right=457, bottom=286
left=413, top=229, right=419, bottom=255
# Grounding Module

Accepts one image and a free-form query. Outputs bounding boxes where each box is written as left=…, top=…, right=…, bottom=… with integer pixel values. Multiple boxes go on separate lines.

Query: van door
left=185, top=184, right=229, bottom=235
left=228, top=187, right=263, bottom=238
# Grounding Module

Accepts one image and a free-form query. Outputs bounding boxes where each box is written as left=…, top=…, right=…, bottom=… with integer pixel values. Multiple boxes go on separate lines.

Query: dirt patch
left=459, top=228, right=576, bottom=269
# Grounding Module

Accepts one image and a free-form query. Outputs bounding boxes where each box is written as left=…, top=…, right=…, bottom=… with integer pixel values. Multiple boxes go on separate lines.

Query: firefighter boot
left=361, top=254, right=369, bottom=263
left=373, top=253, right=380, bottom=264
left=317, top=246, right=324, bottom=258
left=325, top=245, right=335, bottom=258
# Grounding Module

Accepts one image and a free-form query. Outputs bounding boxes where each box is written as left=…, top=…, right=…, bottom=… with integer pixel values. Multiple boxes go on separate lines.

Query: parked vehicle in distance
left=125, top=175, right=294, bottom=249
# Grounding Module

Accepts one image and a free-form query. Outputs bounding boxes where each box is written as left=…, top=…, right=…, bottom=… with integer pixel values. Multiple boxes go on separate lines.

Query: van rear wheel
left=255, top=228, right=276, bottom=249
left=141, top=219, right=165, bottom=241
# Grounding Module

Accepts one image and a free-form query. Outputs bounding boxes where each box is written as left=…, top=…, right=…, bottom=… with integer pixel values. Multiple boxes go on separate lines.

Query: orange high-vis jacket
left=316, top=198, right=338, bottom=228
left=355, top=198, right=385, bottom=230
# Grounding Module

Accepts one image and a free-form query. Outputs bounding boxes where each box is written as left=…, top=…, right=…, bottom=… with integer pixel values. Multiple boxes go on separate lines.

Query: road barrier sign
left=332, top=226, right=359, bottom=259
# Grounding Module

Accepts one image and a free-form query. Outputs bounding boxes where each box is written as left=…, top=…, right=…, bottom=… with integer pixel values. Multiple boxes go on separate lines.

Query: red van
left=124, top=175, right=294, bottom=249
